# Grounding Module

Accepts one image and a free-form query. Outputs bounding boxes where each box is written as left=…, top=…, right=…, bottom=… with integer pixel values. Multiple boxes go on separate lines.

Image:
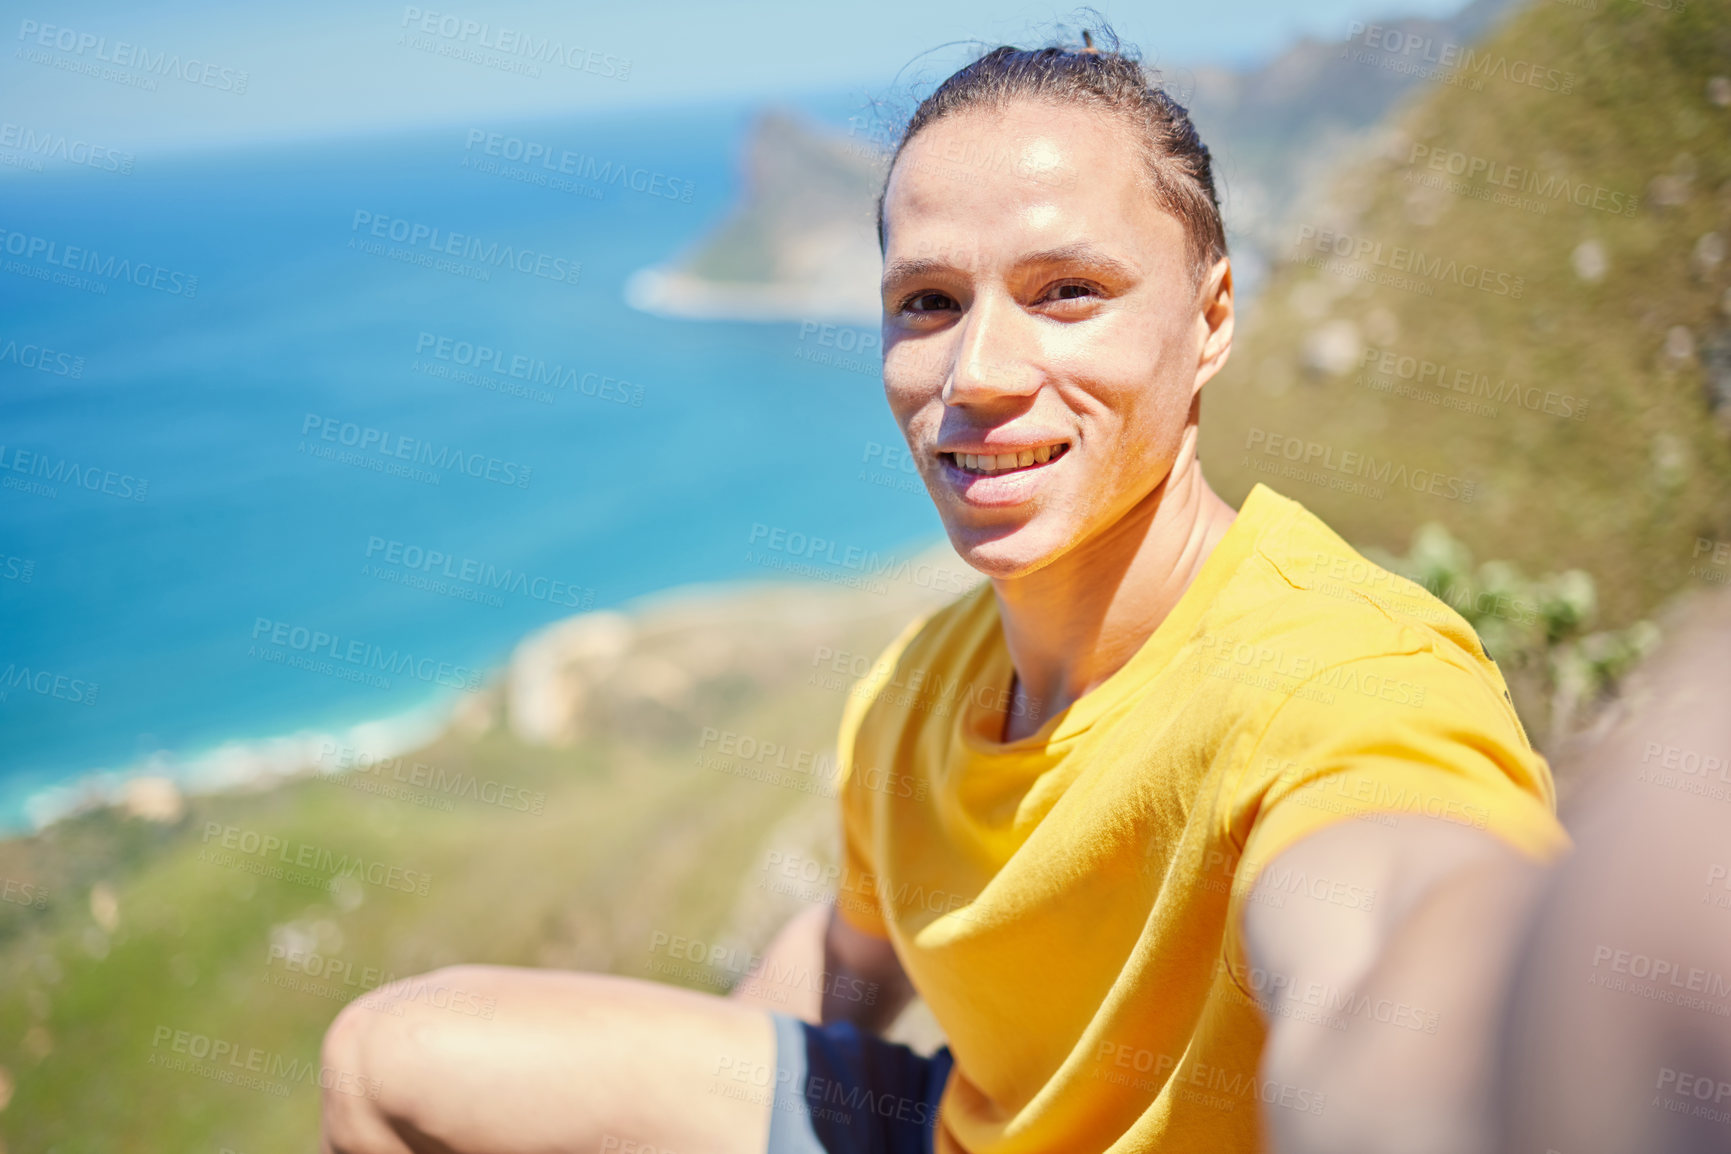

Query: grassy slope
left=0, top=583, right=940, bottom=1153
left=1201, top=0, right=1731, bottom=627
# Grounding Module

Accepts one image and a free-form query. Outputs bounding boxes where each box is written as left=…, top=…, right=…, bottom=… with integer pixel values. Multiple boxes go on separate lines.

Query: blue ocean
left=0, top=98, right=941, bottom=831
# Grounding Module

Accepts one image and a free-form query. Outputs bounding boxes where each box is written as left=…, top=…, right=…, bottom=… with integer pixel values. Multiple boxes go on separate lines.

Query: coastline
left=1, top=697, right=454, bottom=838
left=623, top=266, right=881, bottom=326
left=0, top=552, right=967, bottom=1148
left=1, top=543, right=969, bottom=843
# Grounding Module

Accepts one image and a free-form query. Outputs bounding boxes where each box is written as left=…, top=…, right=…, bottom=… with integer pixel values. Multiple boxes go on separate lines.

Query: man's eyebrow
left=1016, top=243, right=1140, bottom=280
left=880, top=243, right=1139, bottom=294
left=880, top=257, right=952, bottom=294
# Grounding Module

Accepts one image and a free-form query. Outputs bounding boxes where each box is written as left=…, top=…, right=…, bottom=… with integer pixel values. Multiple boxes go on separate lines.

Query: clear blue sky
left=1, top=0, right=1473, bottom=153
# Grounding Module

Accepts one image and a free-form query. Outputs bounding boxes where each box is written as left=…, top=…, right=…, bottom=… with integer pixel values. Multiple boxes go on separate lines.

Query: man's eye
left=902, top=291, right=956, bottom=314
left=1044, top=282, right=1098, bottom=303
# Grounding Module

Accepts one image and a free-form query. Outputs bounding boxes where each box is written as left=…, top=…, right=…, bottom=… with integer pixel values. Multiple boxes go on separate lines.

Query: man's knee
left=320, top=966, right=480, bottom=1153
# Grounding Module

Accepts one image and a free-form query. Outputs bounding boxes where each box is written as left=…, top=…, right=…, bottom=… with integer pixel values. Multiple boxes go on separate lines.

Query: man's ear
left=1191, top=257, right=1235, bottom=398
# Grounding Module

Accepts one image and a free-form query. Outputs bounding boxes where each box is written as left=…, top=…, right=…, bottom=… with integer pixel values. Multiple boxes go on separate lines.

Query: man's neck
left=994, top=452, right=1236, bottom=743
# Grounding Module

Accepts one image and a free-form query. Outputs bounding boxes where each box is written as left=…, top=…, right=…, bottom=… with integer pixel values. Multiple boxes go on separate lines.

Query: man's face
left=879, top=99, right=1212, bottom=579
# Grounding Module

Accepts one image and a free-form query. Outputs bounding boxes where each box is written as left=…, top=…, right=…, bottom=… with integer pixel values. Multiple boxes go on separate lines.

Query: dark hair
left=876, top=25, right=1228, bottom=289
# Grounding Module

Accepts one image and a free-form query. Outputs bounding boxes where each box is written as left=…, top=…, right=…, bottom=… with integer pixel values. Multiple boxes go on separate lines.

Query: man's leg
left=320, top=965, right=777, bottom=1154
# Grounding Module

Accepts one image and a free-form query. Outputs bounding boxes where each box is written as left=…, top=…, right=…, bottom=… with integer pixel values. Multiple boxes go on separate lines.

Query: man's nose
left=941, top=293, right=1041, bottom=404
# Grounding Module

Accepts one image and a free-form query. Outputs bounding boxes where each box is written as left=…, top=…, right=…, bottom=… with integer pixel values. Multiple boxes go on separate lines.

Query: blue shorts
left=765, top=1012, right=954, bottom=1154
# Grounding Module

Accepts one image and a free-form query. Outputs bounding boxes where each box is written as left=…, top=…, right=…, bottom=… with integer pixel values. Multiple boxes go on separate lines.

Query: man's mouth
left=939, top=442, right=1070, bottom=477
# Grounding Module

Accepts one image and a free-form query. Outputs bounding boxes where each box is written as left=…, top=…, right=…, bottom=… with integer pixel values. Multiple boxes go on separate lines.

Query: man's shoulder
left=1206, top=501, right=1557, bottom=859
left=1214, top=486, right=1490, bottom=674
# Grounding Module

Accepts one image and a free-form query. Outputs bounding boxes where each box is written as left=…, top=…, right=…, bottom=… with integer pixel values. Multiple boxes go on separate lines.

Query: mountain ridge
left=626, top=0, right=1523, bottom=321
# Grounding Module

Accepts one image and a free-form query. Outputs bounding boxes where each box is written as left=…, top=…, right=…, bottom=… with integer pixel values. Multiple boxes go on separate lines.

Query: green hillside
left=1201, top=0, right=1731, bottom=629
left=0, top=584, right=940, bottom=1153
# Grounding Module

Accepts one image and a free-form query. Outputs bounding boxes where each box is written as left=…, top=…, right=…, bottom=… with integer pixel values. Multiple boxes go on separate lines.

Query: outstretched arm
left=1241, top=815, right=1549, bottom=1154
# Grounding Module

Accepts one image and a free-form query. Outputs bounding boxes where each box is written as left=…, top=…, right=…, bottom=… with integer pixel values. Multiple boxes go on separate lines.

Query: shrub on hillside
left=1368, top=524, right=1660, bottom=749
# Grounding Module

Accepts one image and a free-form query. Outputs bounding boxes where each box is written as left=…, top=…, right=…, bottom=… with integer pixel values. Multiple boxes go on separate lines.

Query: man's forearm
left=728, top=903, right=830, bottom=1022
left=1257, top=849, right=1548, bottom=1154
left=727, top=903, right=915, bottom=1033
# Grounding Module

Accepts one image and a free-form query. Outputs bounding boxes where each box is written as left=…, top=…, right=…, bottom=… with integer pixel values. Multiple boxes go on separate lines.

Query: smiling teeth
left=952, top=445, right=1065, bottom=476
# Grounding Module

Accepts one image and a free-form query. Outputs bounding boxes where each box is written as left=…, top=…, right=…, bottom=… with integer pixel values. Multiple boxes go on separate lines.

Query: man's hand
left=1240, top=816, right=1549, bottom=1154
left=729, top=904, right=916, bottom=1033
left=1493, top=588, right=1731, bottom=1154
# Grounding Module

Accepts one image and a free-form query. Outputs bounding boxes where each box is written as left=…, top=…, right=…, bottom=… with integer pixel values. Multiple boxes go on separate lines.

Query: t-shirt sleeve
left=837, top=768, right=890, bottom=936
left=833, top=614, right=932, bottom=938
left=1224, top=649, right=1571, bottom=916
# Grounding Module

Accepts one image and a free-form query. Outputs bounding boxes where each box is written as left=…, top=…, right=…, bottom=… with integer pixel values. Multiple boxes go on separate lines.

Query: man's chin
left=944, top=519, right=1071, bottom=582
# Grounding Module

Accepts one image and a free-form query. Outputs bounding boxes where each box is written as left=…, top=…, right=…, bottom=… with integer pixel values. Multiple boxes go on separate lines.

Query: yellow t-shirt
left=834, top=483, right=1568, bottom=1154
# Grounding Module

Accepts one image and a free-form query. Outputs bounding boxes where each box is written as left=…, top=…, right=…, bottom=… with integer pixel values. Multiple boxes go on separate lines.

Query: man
left=322, top=34, right=1566, bottom=1154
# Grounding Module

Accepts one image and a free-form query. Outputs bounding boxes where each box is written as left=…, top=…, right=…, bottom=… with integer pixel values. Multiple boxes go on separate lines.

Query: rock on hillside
left=502, top=541, right=978, bottom=747
left=625, top=110, right=887, bottom=323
